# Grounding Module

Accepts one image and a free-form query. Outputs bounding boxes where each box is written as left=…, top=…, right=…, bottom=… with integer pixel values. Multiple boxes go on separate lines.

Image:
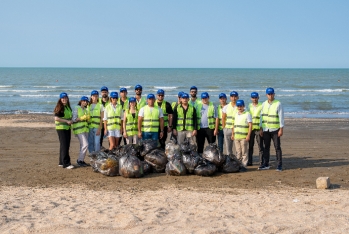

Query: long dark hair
left=128, top=101, right=138, bottom=113
left=54, top=98, right=71, bottom=114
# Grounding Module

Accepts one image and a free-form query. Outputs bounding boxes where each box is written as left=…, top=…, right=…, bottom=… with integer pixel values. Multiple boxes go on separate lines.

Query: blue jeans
left=142, top=132, right=159, bottom=141
left=217, top=129, right=224, bottom=153
left=88, top=128, right=101, bottom=153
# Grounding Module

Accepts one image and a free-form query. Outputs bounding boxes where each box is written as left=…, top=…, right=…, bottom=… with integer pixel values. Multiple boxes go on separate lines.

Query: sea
left=0, top=68, right=348, bottom=118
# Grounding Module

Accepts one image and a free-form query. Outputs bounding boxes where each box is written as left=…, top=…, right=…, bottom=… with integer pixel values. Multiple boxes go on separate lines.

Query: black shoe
left=247, top=163, right=252, bottom=166
left=81, top=161, right=90, bottom=167
left=77, top=160, right=85, bottom=167
left=239, top=166, right=247, bottom=172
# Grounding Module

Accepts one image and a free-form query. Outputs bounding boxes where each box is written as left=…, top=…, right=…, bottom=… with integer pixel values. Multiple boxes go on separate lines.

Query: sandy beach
left=1, top=114, right=349, bottom=233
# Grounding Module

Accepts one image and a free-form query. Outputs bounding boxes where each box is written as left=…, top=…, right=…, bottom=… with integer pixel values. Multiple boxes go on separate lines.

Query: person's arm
left=159, top=117, right=164, bottom=139
left=103, top=109, right=108, bottom=135
left=138, top=116, right=143, bottom=139
left=259, top=103, right=264, bottom=137
left=278, top=102, right=284, bottom=137
left=192, top=107, right=197, bottom=136
left=123, top=113, right=127, bottom=137
left=246, top=113, right=252, bottom=141
left=172, top=107, right=178, bottom=136
left=54, top=114, right=72, bottom=125
left=213, top=105, right=219, bottom=136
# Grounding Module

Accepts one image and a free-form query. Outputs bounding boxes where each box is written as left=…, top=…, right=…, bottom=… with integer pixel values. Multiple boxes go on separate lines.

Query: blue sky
left=1, top=0, right=348, bottom=68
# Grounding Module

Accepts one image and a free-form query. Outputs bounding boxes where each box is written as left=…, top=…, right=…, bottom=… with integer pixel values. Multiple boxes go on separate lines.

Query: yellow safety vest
left=55, top=106, right=72, bottom=130
left=142, top=106, right=160, bottom=132
left=118, top=98, right=129, bottom=111
left=72, top=106, right=89, bottom=134
left=105, top=103, right=122, bottom=130
left=196, top=102, right=215, bottom=130
left=98, top=97, right=110, bottom=107
left=261, top=100, right=280, bottom=129
left=136, top=97, right=147, bottom=110
left=234, top=111, right=249, bottom=140
left=125, top=109, right=138, bottom=136
left=248, top=103, right=262, bottom=130
left=218, top=105, right=224, bottom=130
left=155, top=101, right=168, bottom=127
left=88, top=103, right=102, bottom=129
left=176, top=105, right=195, bottom=131
left=225, top=103, right=237, bottom=129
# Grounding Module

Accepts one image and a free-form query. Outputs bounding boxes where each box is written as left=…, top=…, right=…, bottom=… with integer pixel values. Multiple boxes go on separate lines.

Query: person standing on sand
left=172, top=93, right=198, bottom=144
left=123, top=97, right=139, bottom=144
left=247, top=92, right=264, bottom=166
left=196, top=92, right=219, bottom=154
left=103, top=92, right=124, bottom=150
left=154, top=89, right=173, bottom=149
left=88, top=90, right=103, bottom=153
left=217, top=93, right=227, bottom=154
left=117, top=87, right=129, bottom=146
left=72, top=96, right=90, bottom=167
left=231, top=100, right=252, bottom=172
left=138, top=94, right=164, bottom=141
left=99, top=86, right=110, bottom=147
left=134, top=84, right=147, bottom=110
left=259, top=87, right=284, bottom=172
left=222, top=91, right=239, bottom=155
left=54, top=92, right=74, bottom=169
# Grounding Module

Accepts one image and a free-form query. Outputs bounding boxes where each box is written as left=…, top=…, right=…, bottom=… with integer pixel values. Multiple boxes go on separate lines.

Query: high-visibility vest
left=142, top=106, right=160, bottom=132
left=125, top=109, right=138, bottom=136
left=248, top=103, right=262, bottom=130
left=72, top=106, right=89, bottom=134
left=88, top=103, right=102, bottom=129
left=55, top=106, right=72, bottom=130
left=224, top=103, right=237, bottom=129
left=136, top=97, right=146, bottom=110
left=196, top=102, right=215, bottom=130
left=155, top=101, right=168, bottom=127
left=98, top=97, right=110, bottom=107
left=234, top=111, right=249, bottom=140
left=176, top=105, right=195, bottom=131
left=218, top=105, right=224, bottom=130
left=118, top=98, right=129, bottom=111
left=105, top=103, right=122, bottom=130
left=171, top=102, right=178, bottom=110
left=261, top=100, right=280, bottom=129
left=189, top=99, right=201, bottom=109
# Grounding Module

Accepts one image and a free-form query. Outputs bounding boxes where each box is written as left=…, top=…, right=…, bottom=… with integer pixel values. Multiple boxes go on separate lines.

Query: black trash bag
left=88, top=152, right=120, bottom=176
left=144, top=149, right=168, bottom=173
left=194, top=159, right=217, bottom=176
left=182, top=152, right=201, bottom=174
left=166, top=158, right=187, bottom=176
left=119, top=144, right=141, bottom=157
left=140, top=139, right=159, bottom=157
left=119, top=155, right=144, bottom=178
left=220, top=154, right=240, bottom=173
left=111, top=146, right=123, bottom=156
left=180, top=137, right=197, bottom=153
left=141, top=161, right=152, bottom=175
left=202, top=143, right=225, bottom=166
left=165, top=138, right=181, bottom=161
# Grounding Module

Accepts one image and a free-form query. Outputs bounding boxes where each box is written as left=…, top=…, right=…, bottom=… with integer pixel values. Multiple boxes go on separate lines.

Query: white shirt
left=234, top=111, right=252, bottom=124
left=138, top=106, right=164, bottom=118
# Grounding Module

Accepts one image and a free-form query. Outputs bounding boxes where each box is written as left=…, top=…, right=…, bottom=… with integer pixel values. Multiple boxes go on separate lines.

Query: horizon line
left=0, top=67, right=348, bottom=69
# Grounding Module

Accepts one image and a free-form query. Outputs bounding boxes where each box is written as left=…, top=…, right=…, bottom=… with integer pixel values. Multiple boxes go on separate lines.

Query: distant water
left=0, top=68, right=348, bottom=118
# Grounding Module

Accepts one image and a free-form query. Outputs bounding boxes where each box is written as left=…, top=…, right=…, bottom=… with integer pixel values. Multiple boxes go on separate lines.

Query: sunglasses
left=135, top=89, right=142, bottom=91
left=251, top=97, right=258, bottom=99
left=158, top=94, right=164, bottom=97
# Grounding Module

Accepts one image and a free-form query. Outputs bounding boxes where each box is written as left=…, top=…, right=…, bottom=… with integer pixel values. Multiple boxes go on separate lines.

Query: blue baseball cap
left=178, top=91, right=184, bottom=97
left=219, top=93, right=227, bottom=99
left=135, top=84, right=142, bottom=90
left=110, top=92, right=118, bottom=99
left=236, top=100, right=245, bottom=107
left=201, top=92, right=209, bottom=99
left=157, top=89, right=165, bottom=95
left=251, top=92, right=259, bottom=98
left=129, top=97, right=136, bottom=102
left=147, top=94, right=155, bottom=99
left=91, top=90, right=99, bottom=96
left=190, top=86, right=197, bottom=90
left=80, top=96, right=89, bottom=102
left=59, top=92, right=68, bottom=98
left=266, top=87, right=275, bottom=94
left=230, top=91, right=239, bottom=97
left=120, top=87, right=127, bottom=92
left=181, top=93, right=189, bottom=99
left=101, top=86, right=108, bottom=92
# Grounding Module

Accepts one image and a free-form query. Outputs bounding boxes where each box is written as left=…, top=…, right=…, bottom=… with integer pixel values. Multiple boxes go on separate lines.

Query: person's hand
left=79, top=115, right=87, bottom=121
left=138, top=131, right=142, bottom=139
left=86, top=115, right=91, bottom=121
left=259, top=129, right=263, bottom=137
left=104, top=129, right=108, bottom=136
left=167, top=127, right=172, bottom=133
left=96, top=128, right=101, bottom=136
left=192, top=130, right=197, bottom=136
left=214, top=129, right=218, bottom=136
left=278, top=128, right=283, bottom=137
left=160, top=131, right=164, bottom=139
left=123, top=132, right=127, bottom=138
left=67, top=120, right=72, bottom=125
left=231, top=135, right=234, bottom=140
left=172, top=129, right=178, bottom=136
left=245, top=136, right=250, bottom=141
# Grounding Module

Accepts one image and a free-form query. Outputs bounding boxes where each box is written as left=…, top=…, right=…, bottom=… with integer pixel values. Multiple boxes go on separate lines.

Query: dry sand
left=1, top=114, right=349, bottom=233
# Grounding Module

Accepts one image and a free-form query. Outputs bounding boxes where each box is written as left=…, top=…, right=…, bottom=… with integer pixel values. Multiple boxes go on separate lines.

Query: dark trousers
left=118, top=136, right=127, bottom=146
left=57, top=129, right=71, bottom=168
left=217, top=129, right=224, bottom=153
left=100, top=126, right=105, bottom=147
left=248, top=129, right=264, bottom=165
left=197, top=128, right=216, bottom=154
left=158, top=126, right=168, bottom=149
left=263, top=129, right=282, bottom=167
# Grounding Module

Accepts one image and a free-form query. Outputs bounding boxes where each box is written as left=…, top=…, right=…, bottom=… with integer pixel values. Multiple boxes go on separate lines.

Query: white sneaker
left=66, top=165, right=74, bottom=169
left=58, top=165, right=63, bottom=167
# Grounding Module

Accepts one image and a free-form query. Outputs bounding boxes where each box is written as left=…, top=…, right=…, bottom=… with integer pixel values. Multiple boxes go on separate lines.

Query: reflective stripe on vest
left=196, top=102, right=215, bottom=130
left=155, top=101, right=168, bottom=127
left=218, top=105, right=224, bottom=130
left=234, top=111, right=249, bottom=140
left=55, top=106, right=72, bottom=130
left=261, top=100, right=280, bottom=129
left=142, top=106, right=160, bottom=132
left=137, top=97, right=146, bottom=110
left=176, top=105, right=194, bottom=131
left=248, top=103, right=262, bottom=130
left=105, top=104, right=122, bottom=130
left=225, top=103, right=237, bottom=129
left=89, top=103, right=102, bottom=129
left=72, top=106, right=89, bottom=134
left=125, top=110, right=138, bottom=136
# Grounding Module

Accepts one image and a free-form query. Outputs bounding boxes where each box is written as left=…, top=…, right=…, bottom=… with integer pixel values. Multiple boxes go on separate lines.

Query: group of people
left=53, top=85, right=284, bottom=172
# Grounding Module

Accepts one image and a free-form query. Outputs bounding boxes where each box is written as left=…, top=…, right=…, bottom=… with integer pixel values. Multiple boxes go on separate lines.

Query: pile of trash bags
left=89, top=137, right=242, bottom=178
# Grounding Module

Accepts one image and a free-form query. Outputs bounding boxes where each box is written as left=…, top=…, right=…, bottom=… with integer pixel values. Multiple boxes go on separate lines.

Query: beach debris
left=165, top=154, right=187, bottom=176
left=165, top=137, right=181, bottom=161
left=316, top=177, right=331, bottom=189
left=194, top=159, right=217, bottom=177
left=180, top=137, right=197, bottom=153
left=144, top=149, right=168, bottom=173
left=202, top=143, right=225, bottom=166
left=140, top=139, right=159, bottom=157
left=182, top=151, right=201, bottom=174
left=119, top=155, right=144, bottom=178
left=220, top=154, right=240, bottom=173
left=141, top=161, right=152, bottom=175
left=89, top=152, right=120, bottom=176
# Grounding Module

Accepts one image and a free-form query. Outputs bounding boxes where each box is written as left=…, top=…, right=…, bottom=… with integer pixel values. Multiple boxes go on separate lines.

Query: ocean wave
left=33, top=86, right=61, bottom=88
left=119, top=86, right=132, bottom=89
left=0, top=89, right=51, bottom=93
left=281, top=89, right=349, bottom=92
left=153, top=86, right=178, bottom=90
left=0, top=85, right=13, bottom=88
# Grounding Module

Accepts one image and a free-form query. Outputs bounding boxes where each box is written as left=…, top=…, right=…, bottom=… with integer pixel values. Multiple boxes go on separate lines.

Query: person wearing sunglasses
left=189, top=86, right=201, bottom=110
left=134, top=84, right=146, bottom=110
